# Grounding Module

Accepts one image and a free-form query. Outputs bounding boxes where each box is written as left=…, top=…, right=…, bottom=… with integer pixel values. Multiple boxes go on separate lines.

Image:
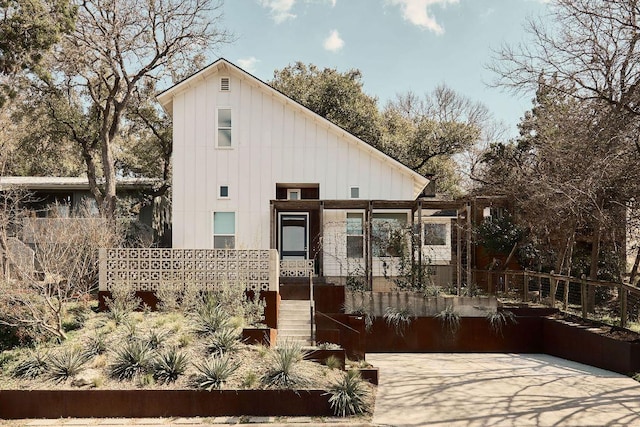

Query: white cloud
left=237, top=56, right=260, bottom=73
left=387, top=0, right=459, bottom=34
left=323, top=29, right=344, bottom=52
left=260, top=0, right=297, bottom=23
left=328, top=0, right=337, bottom=6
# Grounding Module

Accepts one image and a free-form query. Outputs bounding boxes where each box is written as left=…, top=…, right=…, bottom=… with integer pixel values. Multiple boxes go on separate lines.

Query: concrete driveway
left=367, top=353, right=640, bottom=427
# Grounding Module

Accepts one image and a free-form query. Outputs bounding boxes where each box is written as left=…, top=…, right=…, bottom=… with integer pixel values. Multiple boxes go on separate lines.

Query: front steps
left=278, top=299, right=313, bottom=346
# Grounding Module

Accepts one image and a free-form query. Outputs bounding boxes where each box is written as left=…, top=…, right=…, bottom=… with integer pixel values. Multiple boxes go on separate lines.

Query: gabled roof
left=157, top=58, right=429, bottom=199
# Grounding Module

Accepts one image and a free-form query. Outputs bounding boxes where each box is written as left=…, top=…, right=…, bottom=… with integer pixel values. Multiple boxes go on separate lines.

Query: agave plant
left=261, top=340, right=310, bottom=388
left=47, top=347, right=91, bottom=383
left=193, top=299, right=230, bottom=336
left=13, top=349, right=49, bottom=379
left=383, top=306, right=414, bottom=337
left=110, top=339, right=153, bottom=380
left=436, top=305, right=460, bottom=336
left=153, top=347, right=188, bottom=384
left=327, top=370, right=370, bottom=417
left=206, top=327, right=240, bottom=356
left=192, top=355, right=239, bottom=391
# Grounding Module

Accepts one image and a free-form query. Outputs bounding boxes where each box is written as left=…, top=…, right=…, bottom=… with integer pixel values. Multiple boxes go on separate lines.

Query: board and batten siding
left=171, top=69, right=420, bottom=252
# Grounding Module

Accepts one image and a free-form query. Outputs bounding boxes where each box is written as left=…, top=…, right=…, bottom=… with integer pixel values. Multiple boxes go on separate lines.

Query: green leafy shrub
left=47, top=347, right=91, bottom=382
left=105, top=282, right=141, bottom=325
left=436, top=305, right=460, bottom=336
left=384, top=306, right=413, bottom=336
left=192, top=355, right=239, bottom=391
left=110, top=340, right=153, bottom=380
left=262, top=340, right=309, bottom=388
left=327, top=370, right=370, bottom=417
left=206, top=327, right=240, bottom=356
left=153, top=347, right=188, bottom=384
left=13, top=349, right=49, bottom=379
left=486, top=310, right=517, bottom=336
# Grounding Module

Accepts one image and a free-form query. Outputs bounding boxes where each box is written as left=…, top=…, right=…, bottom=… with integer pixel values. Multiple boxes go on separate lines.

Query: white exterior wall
left=171, top=68, right=422, bottom=251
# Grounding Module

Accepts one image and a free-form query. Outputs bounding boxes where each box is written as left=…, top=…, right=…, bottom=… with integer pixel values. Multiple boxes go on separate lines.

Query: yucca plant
left=327, top=370, right=370, bottom=417
left=47, top=347, right=91, bottom=382
left=262, top=340, right=309, bottom=388
left=13, top=350, right=49, bottom=379
left=146, top=328, right=171, bottom=350
left=436, top=305, right=460, bottom=336
left=206, top=327, right=240, bottom=356
left=193, top=299, right=229, bottom=336
left=110, top=339, right=153, bottom=380
left=153, top=347, right=188, bottom=384
left=192, top=355, right=239, bottom=391
left=384, top=306, right=413, bottom=337
left=486, top=310, right=517, bottom=336
left=84, top=332, right=109, bottom=357
left=324, top=355, right=342, bottom=370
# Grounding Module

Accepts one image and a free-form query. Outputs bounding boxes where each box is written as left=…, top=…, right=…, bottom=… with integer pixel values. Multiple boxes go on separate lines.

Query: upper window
left=350, top=187, right=360, bottom=199
left=423, top=223, right=447, bottom=246
left=213, top=212, right=235, bottom=248
left=217, top=108, right=232, bottom=148
left=220, top=77, right=230, bottom=91
left=287, top=189, right=301, bottom=200
left=346, top=213, right=364, bottom=258
left=219, top=185, right=229, bottom=198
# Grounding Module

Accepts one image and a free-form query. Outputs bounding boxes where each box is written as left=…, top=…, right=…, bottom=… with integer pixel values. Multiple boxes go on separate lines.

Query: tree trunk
left=629, top=249, right=640, bottom=286
left=588, top=225, right=602, bottom=313
left=100, top=132, right=118, bottom=220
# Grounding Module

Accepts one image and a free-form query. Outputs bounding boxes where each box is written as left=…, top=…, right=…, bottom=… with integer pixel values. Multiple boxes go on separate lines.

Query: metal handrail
left=309, top=271, right=315, bottom=345
left=315, top=310, right=361, bottom=335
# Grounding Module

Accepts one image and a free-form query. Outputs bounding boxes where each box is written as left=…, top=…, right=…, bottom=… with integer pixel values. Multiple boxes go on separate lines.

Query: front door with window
left=279, top=213, right=309, bottom=260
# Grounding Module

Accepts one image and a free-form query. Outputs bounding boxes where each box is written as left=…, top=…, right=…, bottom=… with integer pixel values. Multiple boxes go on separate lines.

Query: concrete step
left=279, top=320, right=311, bottom=326
left=279, top=312, right=311, bottom=320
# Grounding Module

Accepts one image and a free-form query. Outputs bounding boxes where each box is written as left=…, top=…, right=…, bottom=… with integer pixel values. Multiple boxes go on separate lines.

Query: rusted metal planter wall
left=542, top=318, right=640, bottom=375
left=0, top=390, right=333, bottom=419
left=365, top=317, right=543, bottom=353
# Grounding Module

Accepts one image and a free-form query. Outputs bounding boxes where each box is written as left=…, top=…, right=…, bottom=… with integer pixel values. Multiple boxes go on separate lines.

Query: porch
left=271, top=198, right=473, bottom=291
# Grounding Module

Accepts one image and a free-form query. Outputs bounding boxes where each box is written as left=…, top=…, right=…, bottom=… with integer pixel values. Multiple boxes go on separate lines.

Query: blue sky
left=217, top=0, right=550, bottom=139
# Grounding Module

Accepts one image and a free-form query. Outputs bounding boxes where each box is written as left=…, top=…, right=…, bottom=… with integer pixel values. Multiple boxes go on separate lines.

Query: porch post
left=366, top=201, right=373, bottom=291
left=456, top=208, right=462, bottom=294
left=417, top=200, right=423, bottom=287
left=466, top=202, right=472, bottom=288
left=410, top=203, right=416, bottom=287
left=270, top=201, right=276, bottom=250
left=318, top=201, right=324, bottom=277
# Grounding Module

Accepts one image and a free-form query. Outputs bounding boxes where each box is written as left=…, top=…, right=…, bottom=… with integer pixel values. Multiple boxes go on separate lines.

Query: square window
left=219, top=186, right=229, bottom=198
left=350, top=187, right=360, bottom=199
left=424, top=223, right=447, bottom=246
left=287, top=189, right=300, bottom=200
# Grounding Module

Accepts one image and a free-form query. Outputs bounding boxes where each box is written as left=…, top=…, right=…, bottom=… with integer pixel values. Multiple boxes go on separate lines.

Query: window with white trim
left=213, top=212, right=235, bottom=248
left=346, top=213, right=364, bottom=258
left=217, top=108, right=232, bottom=148
left=423, top=223, right=447, bottom=246
left=287, top=189, right=301, bottom=200
left=219, top=185, right=229, bottom=199
left=371, top=212, right=407, bottom=257
left=350, top=186, right=360, bottom=199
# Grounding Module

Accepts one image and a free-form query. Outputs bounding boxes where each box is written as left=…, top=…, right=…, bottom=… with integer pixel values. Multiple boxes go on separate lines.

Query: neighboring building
left=157, top=58, right=466, bottom=290
left=0, top=176, right=168, bottom=246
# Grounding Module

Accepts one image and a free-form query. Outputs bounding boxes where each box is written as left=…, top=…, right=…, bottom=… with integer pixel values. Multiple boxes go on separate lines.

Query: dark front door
left=279, top=213, right=309, bottom=260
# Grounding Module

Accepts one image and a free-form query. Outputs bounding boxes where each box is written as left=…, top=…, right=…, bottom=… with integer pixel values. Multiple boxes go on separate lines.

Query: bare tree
left=40, top=0, right=231, bottom=218
left=0, top=201, right=123, bottom=341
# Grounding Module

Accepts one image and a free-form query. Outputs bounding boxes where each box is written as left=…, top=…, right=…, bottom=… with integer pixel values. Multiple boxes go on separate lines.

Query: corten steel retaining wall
left=0, top=390, right=333, bottom=419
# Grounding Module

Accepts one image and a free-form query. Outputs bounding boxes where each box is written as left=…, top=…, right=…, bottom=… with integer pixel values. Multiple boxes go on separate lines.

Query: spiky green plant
left=327, top=370, right=370, bottom=417
left=206, top=328, right=240, bottom=356
left=486, top=310, right=517, bottom=336
left=436, top=305, right=460, bottom=336
left=110, top=340, right=153, bottom=380
left=13, top=350, right=49, bottom=379
left=193, top=299, right=229, bottom=336
left=192, top=355, right=239, bottom=391
left=84, top=332, right=109, bottom=356
left=324, top=355, right=342, bottom=370
left=383, top=306, right=414, bottom=337
left=262, top=340, right=310, bottom=388
left=47, top=347, right=91, bottom=382
left=152, top=347, right=188, bottom=384
left=146, top=328, right=171, bottom=350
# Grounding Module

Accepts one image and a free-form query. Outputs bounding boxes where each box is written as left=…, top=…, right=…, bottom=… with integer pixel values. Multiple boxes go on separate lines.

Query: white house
left=157, top=58, right=459, bottom=290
